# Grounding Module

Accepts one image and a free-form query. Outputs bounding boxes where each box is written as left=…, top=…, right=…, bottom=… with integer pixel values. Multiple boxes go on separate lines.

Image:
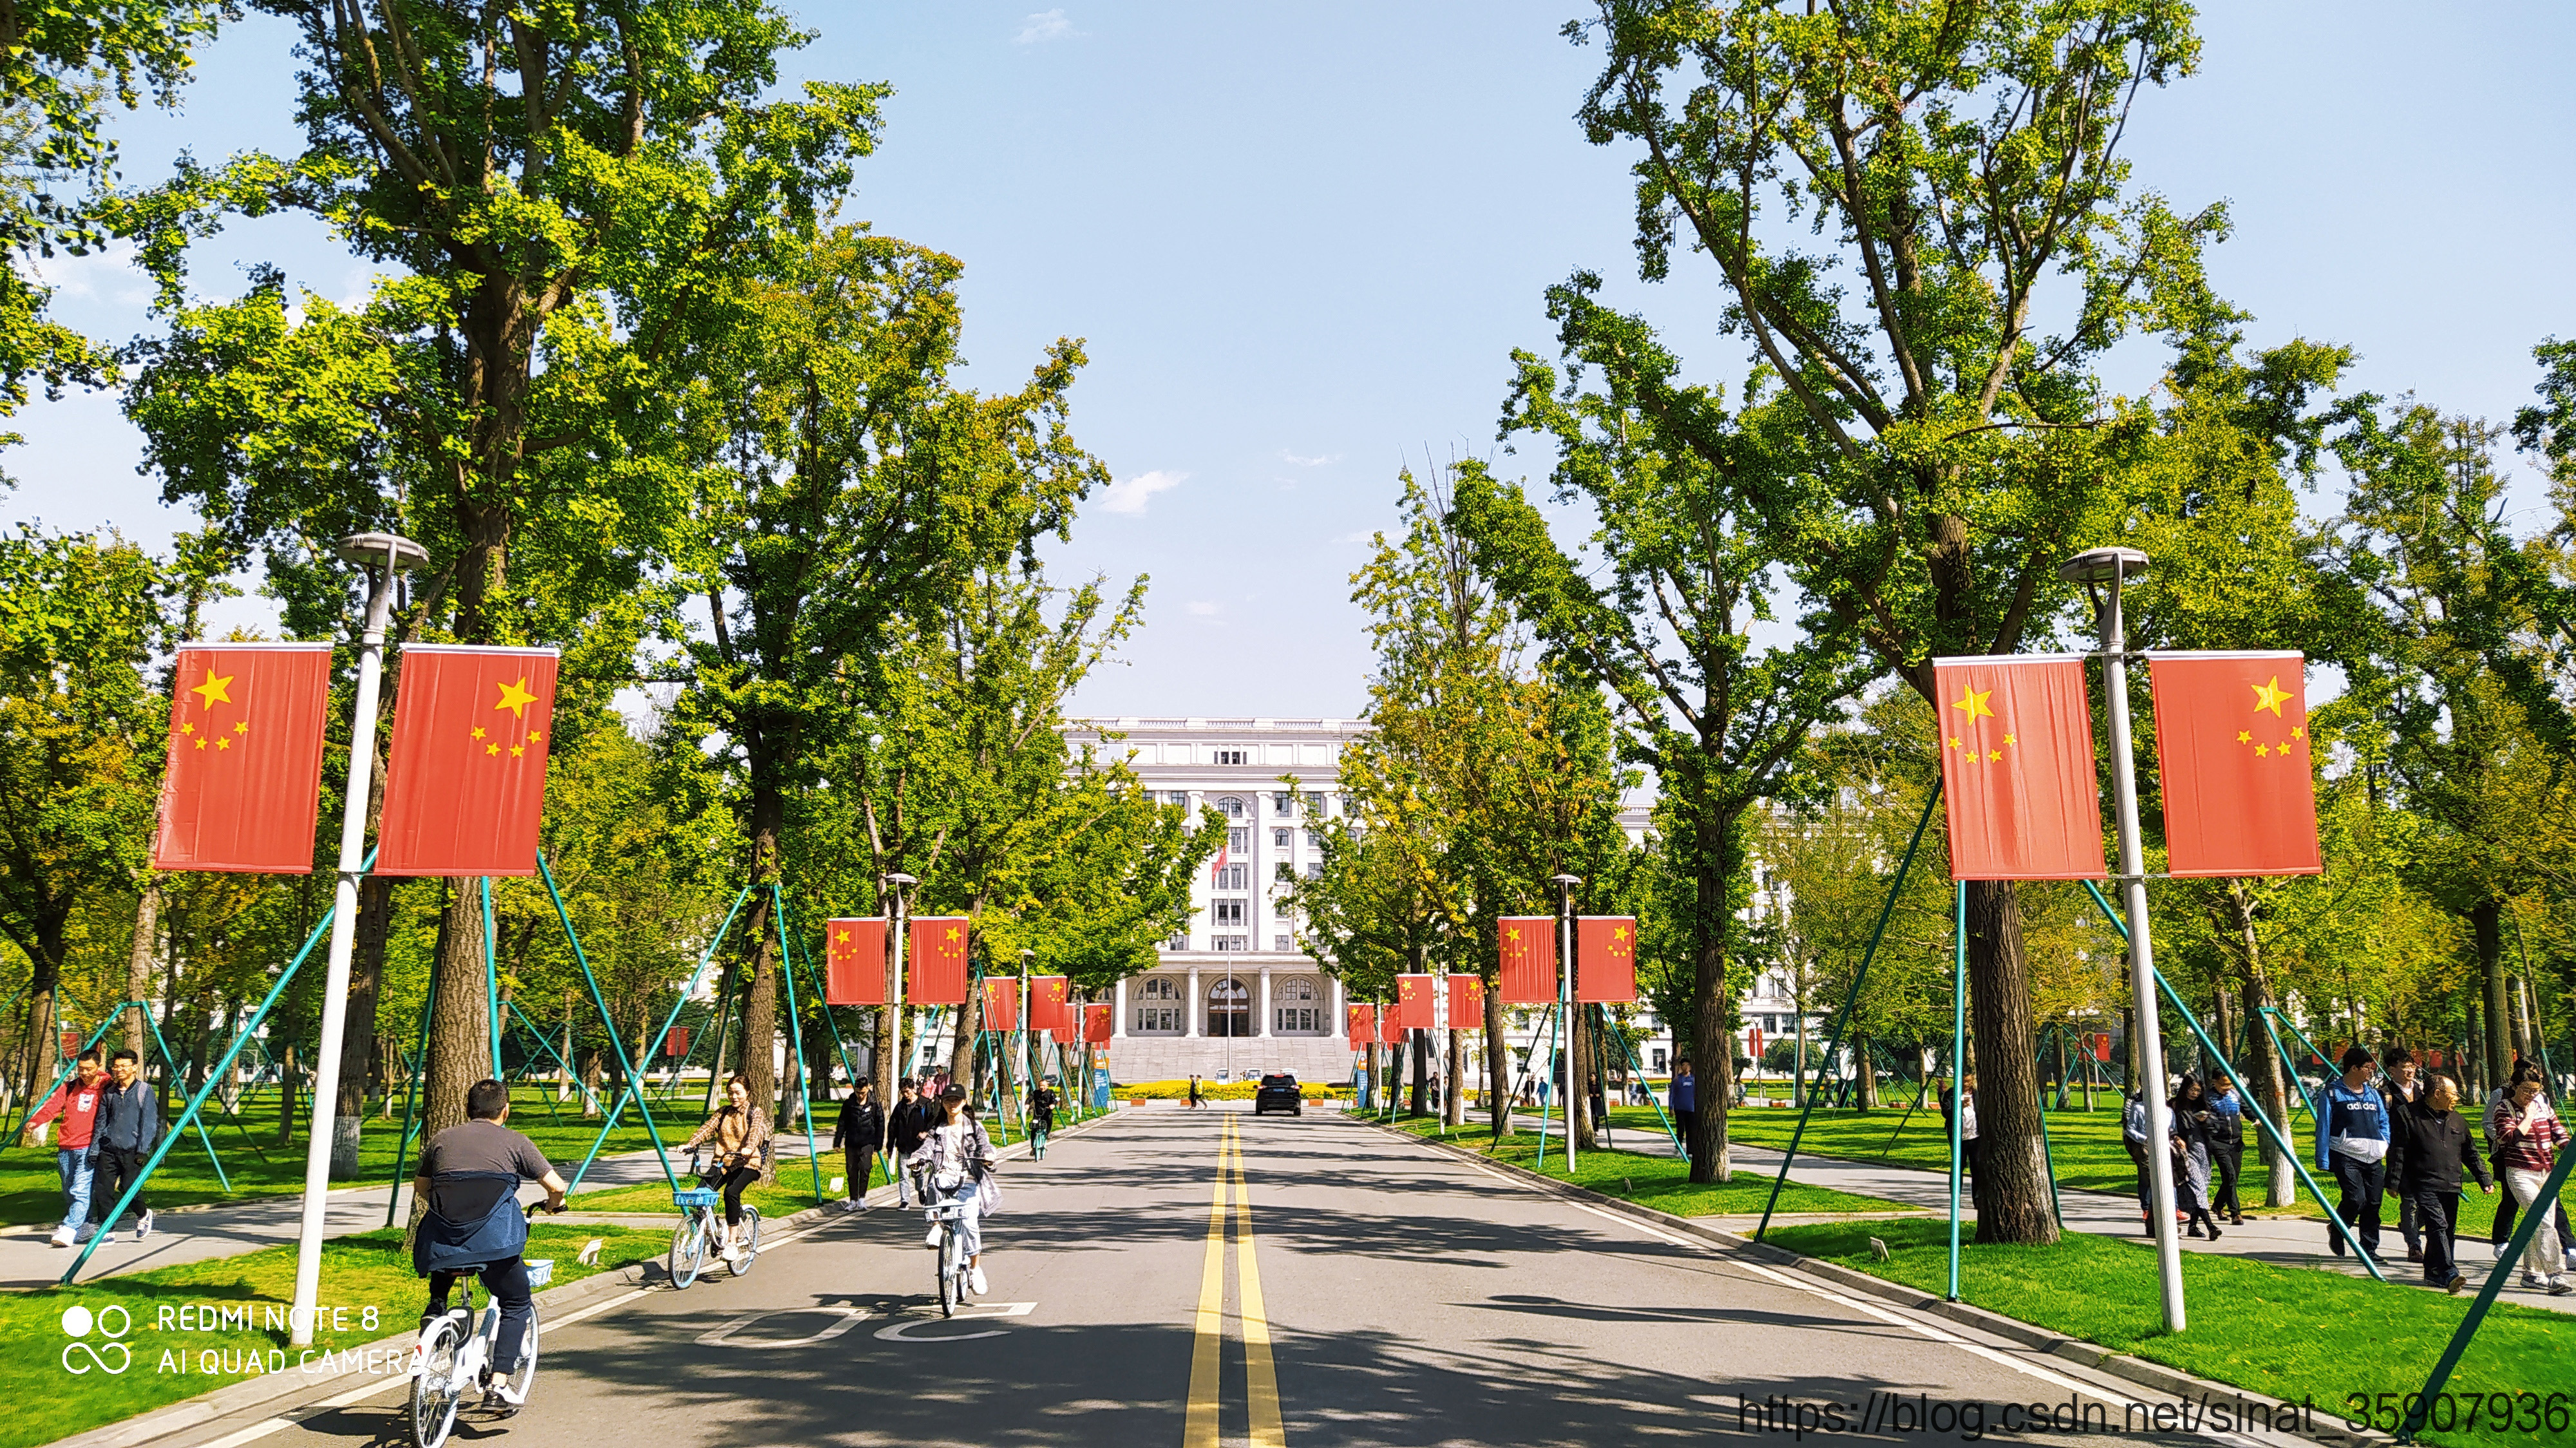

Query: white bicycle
left=410, top=1204, right=553, bottom=1448
left=926, top=1181, right=978, bottom=1318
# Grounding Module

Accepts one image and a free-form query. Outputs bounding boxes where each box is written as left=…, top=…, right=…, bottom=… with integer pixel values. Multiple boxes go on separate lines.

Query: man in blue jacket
left=2314, top=1046, right=2390, bottom=1259
left=90, top=1049, right=160, bottom=1242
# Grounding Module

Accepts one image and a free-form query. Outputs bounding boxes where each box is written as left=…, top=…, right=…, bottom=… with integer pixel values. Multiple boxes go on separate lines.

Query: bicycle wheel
left=937, top=1227, right=960, bottom=1318
left=408, top=1317, right=466, bottom=1448
left=668, top=1217, right=705, bottom=1291
left=731, top=1206, right=762, bottom=1277
left=497, top=1308, right=538, bottom=1412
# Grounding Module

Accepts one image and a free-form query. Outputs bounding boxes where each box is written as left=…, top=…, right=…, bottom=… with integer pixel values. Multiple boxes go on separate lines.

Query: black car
left=1253, top=1072, right=1303, bottom=1116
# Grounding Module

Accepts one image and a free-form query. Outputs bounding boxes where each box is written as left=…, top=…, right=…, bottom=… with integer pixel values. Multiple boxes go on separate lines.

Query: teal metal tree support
left=775, top=893, right=863, bottom=1112
left=1533, top=1004, right=1560, bottom=1165
left=480, top=877, right=502, bottom=1078
left=2079, top=880, right=2387, bottom=1283
left=772, top=883, right=822, bottom=1200
left=1616, top=1027, right=1684, bottom=1155
left=538, top=855, right=679, bottom=1192
left=1756, top=783, right=1942, bottom=1241
left=2400, top=1141, right=2576, bottom=1440
left=66, top=897, right=345, bottom=1283
left=384, top=945, right=439, bottom=1229
left=1946, top=881, right=1967, bottom=1303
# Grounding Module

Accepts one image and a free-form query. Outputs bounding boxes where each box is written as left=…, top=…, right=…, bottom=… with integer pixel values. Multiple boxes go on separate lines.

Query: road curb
left=41, top=1105, right=1126, bottom=1448
left=1366, top=1119, right=2389, bottom=1448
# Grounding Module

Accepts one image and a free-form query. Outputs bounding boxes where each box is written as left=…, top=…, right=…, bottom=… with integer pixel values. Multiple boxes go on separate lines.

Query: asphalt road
left=197, top=1105, right=2264, bottom=1448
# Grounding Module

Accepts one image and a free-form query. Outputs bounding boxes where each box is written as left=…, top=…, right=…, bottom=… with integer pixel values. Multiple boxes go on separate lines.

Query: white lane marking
left=874, top=1318, right=1009, bottom=1342
left=696, top=1306, right=871, bottom=1348
left=549, top=1285, right=654, bottom=1330
left=192, top=1417, right=298, bottom=1448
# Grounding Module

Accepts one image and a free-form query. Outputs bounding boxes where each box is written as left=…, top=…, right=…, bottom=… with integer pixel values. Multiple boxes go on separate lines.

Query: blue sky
left=10, top=3, right=2573, bottom=720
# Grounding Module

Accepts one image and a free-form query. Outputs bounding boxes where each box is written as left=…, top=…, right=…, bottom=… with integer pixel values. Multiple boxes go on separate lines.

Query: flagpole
left=292, top=531, right=424, bottom=1348
left=2063, top=545, right=2186, bottom=1334
left=886, top=872, right=915, bottom=1105
left=1551, top=873, right=1580, bottom=1175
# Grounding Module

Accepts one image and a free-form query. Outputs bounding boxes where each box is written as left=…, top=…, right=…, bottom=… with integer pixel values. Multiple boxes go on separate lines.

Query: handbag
left=977, top=1176, right=1005, bottom=1217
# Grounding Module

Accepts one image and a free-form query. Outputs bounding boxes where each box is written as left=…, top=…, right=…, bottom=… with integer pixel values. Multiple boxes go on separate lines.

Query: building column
left=1186, top=967, right=1202, bottom=1038
left=1330, top=976, right=1345, bottom=1039
left=1112, top=977, right=1128, bottom=1039
left=1256, top=969, right=1271, bottom=1038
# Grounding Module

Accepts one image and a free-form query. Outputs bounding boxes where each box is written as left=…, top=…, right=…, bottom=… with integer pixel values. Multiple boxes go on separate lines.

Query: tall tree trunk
left=1482, top=970, right=1509, bottom=1138
left=2474, top=900, right=2510, bottom=1087
left=1687, top=797, right=1738, bottom=1183
left=123, top=875, right=160, bottom=1058
left=1964, top=880, right=2056, bottom=1243
left=1408, top=1029, right=1429, bottom=1118
left=16, top=915, right=67, bottom=1144
left=330, top=875, right=396, bottom=1177
left=2242, top=969, right=2297, bottom=1206
left=1856, top=1033, right=1879, bottom=1109
left=274, top=1042, right=299, bottom=1145
left=1570, top=1005, right=1596, bottom=1149
left=1444, top=1022, right=1465, bottom=1127
left=738, top=794, right=786, bottom=1183
left=419, top=881, right=489, bottom=1211
left=872, top=1005, right=896, bottom=1112
left=705, top=966, right=736, bottom=1118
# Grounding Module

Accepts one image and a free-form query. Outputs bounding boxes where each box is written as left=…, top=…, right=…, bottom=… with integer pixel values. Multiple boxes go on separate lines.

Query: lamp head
left=2055, top=547, right=2147, bottom=584
left=332, top=533, right=429, bottom=571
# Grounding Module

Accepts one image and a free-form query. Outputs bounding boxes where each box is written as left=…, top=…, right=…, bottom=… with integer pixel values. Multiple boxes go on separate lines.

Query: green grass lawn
left=1385, top=1113, right=1919, bottom=1219
left=0, top=1220, right=670, bottom=1448
left=1688, top=1104, right=2571, bottom=1240
left=1770, top=1218, right=2576, bottom=1448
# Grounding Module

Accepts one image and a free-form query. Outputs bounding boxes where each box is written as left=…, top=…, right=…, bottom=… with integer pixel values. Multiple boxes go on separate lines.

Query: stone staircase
left=1108, top=1036, right=1353, bottom=1084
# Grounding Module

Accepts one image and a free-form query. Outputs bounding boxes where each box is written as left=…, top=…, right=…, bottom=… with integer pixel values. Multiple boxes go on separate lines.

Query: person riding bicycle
left=908, top=1083, right=998, bottom=1296
left=680, top=1074, right=771, bottom=1266
left=1028, top=1080, right=1059, bottom=1160
left=413, top=1079, right=568, bottom=1415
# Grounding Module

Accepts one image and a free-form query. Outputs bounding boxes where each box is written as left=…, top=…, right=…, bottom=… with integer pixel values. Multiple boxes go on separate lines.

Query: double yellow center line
left=1184, top=1112, right=1284, bottom=1447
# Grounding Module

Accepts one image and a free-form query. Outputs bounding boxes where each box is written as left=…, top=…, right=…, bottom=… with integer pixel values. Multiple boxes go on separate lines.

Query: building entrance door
left=1209, top=976, right=1251, bottom=1038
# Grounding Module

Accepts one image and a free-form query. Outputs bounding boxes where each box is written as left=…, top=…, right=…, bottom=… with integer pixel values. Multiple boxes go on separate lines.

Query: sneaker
left=926, top=1224, right=944, bottom=1248
left=968, top=1266, right=988, bottom=1296
left=2206, top=1222, right=2222, bottom=1241
left=135, top=1210, right=153, bottom=1243
left=2523, top=1272, right=2545, bottom=1288
left=480, top=1390, right=519, bottom=1418
left=47, top=1228, right=71, bottom=1248
left=2550, top=1279, right=2573, bottom=1297
left=2405, top=1246, right=2423, bottom=1262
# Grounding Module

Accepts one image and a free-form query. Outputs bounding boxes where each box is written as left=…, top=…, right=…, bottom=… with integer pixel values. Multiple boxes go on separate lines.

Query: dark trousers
left=2328, top=1154, right=2385, bottom=1255
left=2393, top=1161, right=2421, bottom=1252
left=705, top=1165, right=758, bottom=1226
left=426, top=1255, right=534, bottom=1373
left=2210, top=1145, right=2243, bottom=1219
left=88, top=1146, right=146, bottom=1232
left=1674, top=1109, right=1697, bottom=1150
left=2411, top=1186, right=2462, bottom=1284
left=843, top=1148, right=876, bottom=1201
left=2125, top=1139, right=2153, bottom=1218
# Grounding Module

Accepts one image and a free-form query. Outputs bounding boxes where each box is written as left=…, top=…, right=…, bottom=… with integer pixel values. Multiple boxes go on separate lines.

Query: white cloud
left=1279, top=449, right=1339, bottom=467
left=1013, top=9, right=1074, bottom=43
left=1099, top=468, right=1186, bottom=514
left=1185, top=601, right=1220, bottom=616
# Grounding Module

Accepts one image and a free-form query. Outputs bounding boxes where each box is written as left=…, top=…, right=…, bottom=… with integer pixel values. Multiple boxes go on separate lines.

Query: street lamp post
left=1019, top=948, right=1035, bottom=1112
left=291, top=532, right=426, bottom=1348
left=2060, top=544, right=2186, bottom=1333
left=1551, top=873, right=1580, bottom=1175
left=884, top=874, right=917, bottom=1098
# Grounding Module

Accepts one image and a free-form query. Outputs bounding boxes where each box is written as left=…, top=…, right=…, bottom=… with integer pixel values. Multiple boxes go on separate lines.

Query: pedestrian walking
left=830, top=1079, right=885, bottom=1213
left=1940, top=1073, right=1981, bottom=1179
left=2380, top=1048, right=2425, bottom=1261
left=2315, top=1046, right=2391, bottom=1259
left=2394, top=1074, right=2491, bottom=1293
left=2205, top=1072, right=2247, bottom=1225
left=1186, top=1074, right=1203, bottom=1110
left=2121, top=1089, right=2155, bottom=1233
left=2486, top=1061, right=2576, bottom=1271
left=30, top=1050, right=106, bottom=1247
left=90, top=1048, right=160, bottom=1241
left=887, top=1078, right=931, bottom=1208
left=2492, top=1071, right=2572, bottom=1295
left=1669, top=1059, right=1696, bottom=1148
left=2166, top=1075, right=2222, bottom=1240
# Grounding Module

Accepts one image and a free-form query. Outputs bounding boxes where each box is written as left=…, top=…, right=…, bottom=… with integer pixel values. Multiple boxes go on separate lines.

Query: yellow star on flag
left=180, top=723, right=194, bottom=736
left=215, top=738, right=231, bottom=750
left=1951, top=685, right=1994, bottom=721
left=2237, top=730, right=2251, bottom=744
left=232, top=721, right=247, bottom=734
left=1947, top=736, right=1962, bottom=748
left=835, top=931, right=851, bottom=944
left=527, top=730, right=543, bottom=743
left=2255, top=743, right=2270, bottom=757
left=2251, top=676, right=2293, bottom=716
left=1505, top=926, right=1521, bottom=942
left=486, top=743, right=501, bottom=756
left=493, top=676, right=539, bottom=718
left=2290, top=725, right=2305, bottom=739
left=471, top=726, right=486, bottom=740
left=511, top=745, right=526, bottom=757
left=2002, top=733, right=2016, bottom=747
left=193, top=739, right=207, bottom=750
left=945, top=927, right=962, bottom=942
left=190, top=669, right=234, bottom=709
left=1987, top=748, right=2002, bottom=761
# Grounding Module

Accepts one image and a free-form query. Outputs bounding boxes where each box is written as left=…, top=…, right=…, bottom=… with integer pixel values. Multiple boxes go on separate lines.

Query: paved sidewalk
left=0, top=1134, right=846, bottom=1288
left=1495, top=1110, right=2576, bottom=1317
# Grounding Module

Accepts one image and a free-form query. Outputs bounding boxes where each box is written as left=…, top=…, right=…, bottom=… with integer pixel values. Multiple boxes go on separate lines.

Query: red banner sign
left=1028, top=976, right=1070, bottom=1034
left=2146, top=651, right=2323, bottom=877
left=377, top=645, right=560, bottom=877
left=980, top=977, right=1019, bottom=1033
left=1931, top=655, right=2106, bottom=881
left=1390, top=974, right=1433, bottom=1031
left=1446, top=975, right=1484, bottom=1030
left=1345, top=1004, right=1376, bottom=1045
left=152, top=643, right=334, bottom=873
left=1081, top=1002, right=1112, bottom=1045
left=1576, top=916, right=1638, bottom=1004
left=906, top=917, right=969, bottom=1004
left=825, top=917, right=887, bottom=1005
left=1498, top=916, right=1557, bottom=1004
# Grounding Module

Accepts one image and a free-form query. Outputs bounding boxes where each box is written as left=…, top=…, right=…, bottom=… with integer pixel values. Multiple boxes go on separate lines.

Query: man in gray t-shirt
left=416, top=1080, right=567, bottom=1412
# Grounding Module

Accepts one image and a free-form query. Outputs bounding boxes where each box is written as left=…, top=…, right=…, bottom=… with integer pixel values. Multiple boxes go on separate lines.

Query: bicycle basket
left=672, top=1188, right=721, bottom=1209
left=525, top=1259, right=555, bottom=1288
left=924, top=1199, right=971, bottom=1221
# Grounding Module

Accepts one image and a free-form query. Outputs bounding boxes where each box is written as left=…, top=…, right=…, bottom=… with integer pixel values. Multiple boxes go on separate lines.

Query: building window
left=1273, top=933, right=1293, bottom=951
left=1168, top=791, right=1190, bottom=806
left=1217, top=795, right=1246, bottom=819
left=1133, top=976, right=1183, bottom=1034
left=1273, top=827, right=1291, bottom=849
left=1209, top=976, right=1251, bottom=1036
left=1214, top=749, right=1247, bottom=766
left=1272, top=792, right=1295, bottom=815
left=1228, top=826, right=1250, bottom=853
left=1162, top=933, right=1188, bottom=951
left=1275, top=978, right=1321, bottom=1034
left=1215, top=864, right=1248, bottom=890
left=1213, top=935, right=1249, bottom=951
left=1304, top=862, right=1323, bottom=880
left=1653, top=1048, right=1669, bottom=1072
left=1212, top=899, right=1247, bottom=926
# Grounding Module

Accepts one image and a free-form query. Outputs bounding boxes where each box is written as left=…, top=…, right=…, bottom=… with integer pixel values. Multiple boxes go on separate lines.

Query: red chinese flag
left=2146, top=652, right=2323, bottom=877
left=981, top=978, right=1019, bottom=1033
left=1028, top=976, right=1070, bottom=1034
left=2090, top=1033, right=2110, bottom=1063
left=152, top=643, right=334, bottom=873
left=1497, top=916, right=1558, bottom=1004
left=1932, top=656, right=2106, bottom=881
left=907, top=917, right=970, bottom=1004
left=1576, top=915, right=1639, bottom=1003
left=825, top=918, right=887, bottom=1005
left=663, top=1026, right=692, bottom=1058
left=1081, top=1002, right=1112, bottom=1045
left=376, top=646, right=560, bottom=876
left=1390, top=974, right=1433, bottom=1031
left=1750, top=1024, right=1765, bottom=1058
left=1446, top=975, right=1484, bottom=1030
left=1345, top=1004, right=1376, bottom=1044
left=1379, top=1005, right=1407, bottom=1045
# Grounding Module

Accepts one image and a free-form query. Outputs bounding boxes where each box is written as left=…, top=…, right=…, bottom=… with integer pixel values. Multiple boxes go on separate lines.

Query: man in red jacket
left=30, top=1049, right=107, bottom=1246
